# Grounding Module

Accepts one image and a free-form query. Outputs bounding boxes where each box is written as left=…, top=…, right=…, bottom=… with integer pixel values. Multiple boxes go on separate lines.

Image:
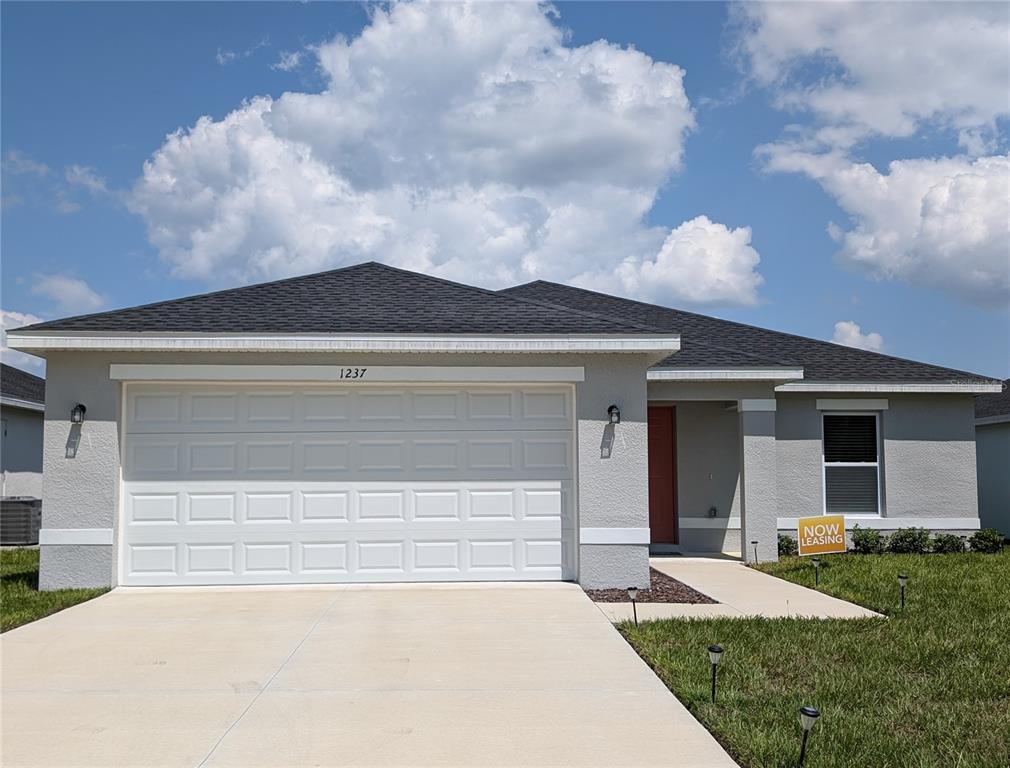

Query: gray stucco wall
left=775, top=394, right=979, bottom=522
left=1, top=405, right=44, bottom=498
left=976, top=421, right=1010, bottom=536
left=37, top=350, right=653, bottom=590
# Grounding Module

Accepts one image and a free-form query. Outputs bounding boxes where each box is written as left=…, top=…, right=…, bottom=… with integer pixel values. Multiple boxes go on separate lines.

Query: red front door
left=648, top=405, right=678, bottom=544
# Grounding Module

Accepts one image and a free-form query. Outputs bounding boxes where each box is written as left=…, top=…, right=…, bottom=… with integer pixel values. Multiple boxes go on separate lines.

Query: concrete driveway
left=1, top=584, right=736, bottom=768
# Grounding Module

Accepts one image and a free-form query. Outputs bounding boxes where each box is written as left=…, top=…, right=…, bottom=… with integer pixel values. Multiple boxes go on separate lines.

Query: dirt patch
left=584, top=568, right=716, bottom=604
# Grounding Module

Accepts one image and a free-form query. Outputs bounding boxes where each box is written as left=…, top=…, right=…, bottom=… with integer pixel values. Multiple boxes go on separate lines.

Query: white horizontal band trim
left=778, top=381, right=1001, bottom=394
left=680, top=517, right=742, bottom=529
left=817, top=398, right=889, bottom=411
left=579, top=527, right=650, bottom=545
left=648, top=367, right=803, bottom=381
left=679, top=516, right=981, bottom=531
left=39, top=528, right=114, bottom=546
left=776, top=516, right=981, bottom=531
left=110, top=364, right=585, bottom=383
left=739, top=398, right=777, bottom=412
left=976, top=415, right=1010, bottom=426
left=8, top=332, right=680, bottom=355
left=0, top=395, right=45, bottom=412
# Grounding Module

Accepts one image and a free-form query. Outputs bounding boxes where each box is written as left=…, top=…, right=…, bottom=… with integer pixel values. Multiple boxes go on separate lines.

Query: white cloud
left=30, top=274, right=106, bottom=314
left=576, top=216, right=763, bottom=306
left=216, top=37, right=269, bottom=66
left=762, top=148, right=1010, bottom=306
left=130, top=1, right=763, bottom=307
left=1, top=310, right=45, bottom=373
left=65, top=164, right=108, bottom=194
left=734, top=2, right=1010, bottom=151
left=832, top=320, right=884, bottom=353
left=272, top=50, right=303, bottom=72
left=3, top=150, right=50, bottom=177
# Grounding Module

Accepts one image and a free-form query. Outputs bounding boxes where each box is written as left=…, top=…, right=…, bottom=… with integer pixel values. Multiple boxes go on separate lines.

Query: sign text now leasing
left=797, top=515, right=847, bottom=556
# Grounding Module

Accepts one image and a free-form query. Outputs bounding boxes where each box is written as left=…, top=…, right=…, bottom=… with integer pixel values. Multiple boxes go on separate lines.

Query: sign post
left=797, top=515, right=846, bottom=556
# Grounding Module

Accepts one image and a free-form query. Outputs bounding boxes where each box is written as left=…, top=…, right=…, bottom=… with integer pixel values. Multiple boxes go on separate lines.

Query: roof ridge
left=506, top=280, right=998, bottom=382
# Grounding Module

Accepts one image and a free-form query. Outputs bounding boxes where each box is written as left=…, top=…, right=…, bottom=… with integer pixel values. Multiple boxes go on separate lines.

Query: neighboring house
left=1, top=363, right=45, bottom=499
left=7, top=263, right=1001, bottom=591
left=975, top=380, right=1010, bottom=537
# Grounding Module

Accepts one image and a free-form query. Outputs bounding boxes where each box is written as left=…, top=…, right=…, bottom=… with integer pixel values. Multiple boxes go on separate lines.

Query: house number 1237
left=339, top=368, right=367, bottom=379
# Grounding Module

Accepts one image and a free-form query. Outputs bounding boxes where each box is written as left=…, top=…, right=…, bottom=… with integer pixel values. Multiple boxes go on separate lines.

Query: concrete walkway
left=595, top=558, right=881, bottom=622
left=1, top=583, right=737, bottom=768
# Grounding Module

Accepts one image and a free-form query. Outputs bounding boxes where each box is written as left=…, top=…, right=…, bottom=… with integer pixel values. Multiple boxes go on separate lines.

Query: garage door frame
left=114, top=369, right=581, bottom=586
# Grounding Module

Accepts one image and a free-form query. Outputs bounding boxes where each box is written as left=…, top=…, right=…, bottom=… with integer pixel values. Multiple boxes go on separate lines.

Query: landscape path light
left=707, top=644, right=723, bottom=703
left=898, top=573, right=908, bottom=610
left=811, top=557, right=821, bottom=587
left=751, top=540, right=759, bottom=563
left=797, top=705, right=820, bottom=766
left=627, top=586, right=638, bottom=627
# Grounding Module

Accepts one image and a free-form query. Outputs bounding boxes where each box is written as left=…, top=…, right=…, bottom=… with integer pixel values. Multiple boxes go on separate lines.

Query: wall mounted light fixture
left=70, top=403, right=87, bottom=424
left=607, top=404, right=621, bottom=424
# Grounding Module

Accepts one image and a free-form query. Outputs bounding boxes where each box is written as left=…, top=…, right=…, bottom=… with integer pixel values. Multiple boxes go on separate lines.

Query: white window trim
left=821, top=411, right=883, bottom=516
left=7, top=332, right=680, bottom=355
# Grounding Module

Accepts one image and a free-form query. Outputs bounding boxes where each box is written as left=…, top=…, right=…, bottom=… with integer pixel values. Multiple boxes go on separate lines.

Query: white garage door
left=119, top=383, right=575, bottom=585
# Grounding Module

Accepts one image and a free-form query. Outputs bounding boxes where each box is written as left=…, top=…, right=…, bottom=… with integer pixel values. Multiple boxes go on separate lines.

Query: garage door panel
left=121, top=384, right=574, bottom=586
left=125, top=386, right=572, bottom=433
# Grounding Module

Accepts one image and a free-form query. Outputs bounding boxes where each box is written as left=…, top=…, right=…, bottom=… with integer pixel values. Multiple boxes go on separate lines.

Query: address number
left=339, top=367, right=368, bottom=379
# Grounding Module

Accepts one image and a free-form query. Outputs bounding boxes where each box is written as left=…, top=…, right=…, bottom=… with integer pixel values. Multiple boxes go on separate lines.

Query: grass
left=621, top=551, right=1010, bottom=768
left=1, top=548, right=107, bottom=632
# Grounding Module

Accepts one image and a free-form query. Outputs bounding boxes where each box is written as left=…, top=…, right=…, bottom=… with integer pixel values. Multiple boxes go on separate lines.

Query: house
left=975, top=380, right=1010, bottom=537
left=7, top=262, right=1001, bottom=590
left=1, top=363, right=45, bottom=499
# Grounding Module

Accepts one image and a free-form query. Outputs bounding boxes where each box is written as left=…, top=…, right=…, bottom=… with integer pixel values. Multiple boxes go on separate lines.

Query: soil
left=583, top=567, right=716, bottom=604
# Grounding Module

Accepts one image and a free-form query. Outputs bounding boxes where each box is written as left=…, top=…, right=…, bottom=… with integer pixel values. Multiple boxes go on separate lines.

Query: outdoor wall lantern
left=627, top=586, right=639, bottom=627
left=707, top=644, right=724, bottom=703
left=70, top=403, right=87, bottom=424
left=797, top=706, right=821, bottom=766
left=607, top=404, right=621, bottom=424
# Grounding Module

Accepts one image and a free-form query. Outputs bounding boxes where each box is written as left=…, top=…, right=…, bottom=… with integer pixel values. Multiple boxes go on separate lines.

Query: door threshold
left=649, top=544, right=683, bottom=556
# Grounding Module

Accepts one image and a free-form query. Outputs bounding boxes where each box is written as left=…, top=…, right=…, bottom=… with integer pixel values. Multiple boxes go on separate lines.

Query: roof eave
left=776, top=381, right=1003, bottom=394
left=648, top=367, right=804, bottom=382
left=6, top=331, right=681, bottom=355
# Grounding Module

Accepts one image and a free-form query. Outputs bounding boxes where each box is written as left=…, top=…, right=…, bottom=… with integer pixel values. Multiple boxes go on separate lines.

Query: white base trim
left=110, top=364, right=586, bottom=383
left=648, top=368, right=803, bottom=381
left=579, top=527, right=650, bottom=545
left=816, top=398, right=889, bottom=411
left=679, top=516, right=980, bottom=531
left=779, top=381, right=1001, bottom=394
left=9, top=332, right=680, bottom=355
left=39, top=528, right=114, bottom=545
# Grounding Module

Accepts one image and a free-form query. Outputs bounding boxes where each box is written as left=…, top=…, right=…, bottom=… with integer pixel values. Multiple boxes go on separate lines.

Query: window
left=822, top=413, right=881, bottom=515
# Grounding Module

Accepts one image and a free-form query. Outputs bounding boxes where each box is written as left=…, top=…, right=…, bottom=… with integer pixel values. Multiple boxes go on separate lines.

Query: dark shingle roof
left=14, top=262, right=661, bottom=337
left=501, top=280, right=998, bottom=385
left=976, top=380, right=1010, bottom=419
left=1, top=364, right=45, bottom=404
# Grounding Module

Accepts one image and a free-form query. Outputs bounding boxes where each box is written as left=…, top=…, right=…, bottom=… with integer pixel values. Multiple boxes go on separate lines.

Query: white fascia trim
left=648, top=367, right=804, bottom=381
left=0, top=395, right=45, bottom=412
left=580, top=527, right=650, bottom=545
left=778, top=381, right=1003, bottom=394
left=7, top=332, right=681, bottom=355
left=976, top=414, right=1010, bottom=426
left=110, top=364, right=586, bottom=383
left=39, top=528, right=114, bottom=545
left=680, top=517, right=980, bottom=530
left=816, top=398, right=889, bottom=411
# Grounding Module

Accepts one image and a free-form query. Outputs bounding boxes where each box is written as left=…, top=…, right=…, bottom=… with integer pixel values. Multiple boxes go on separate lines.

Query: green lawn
left=621, top=552, right=1010, bottom=768
left=0, top=548, right=107, bottom=632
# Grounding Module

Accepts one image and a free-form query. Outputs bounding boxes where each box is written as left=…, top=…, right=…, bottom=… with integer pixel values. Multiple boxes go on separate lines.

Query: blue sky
left=2, top=1, right=1007, bottom=377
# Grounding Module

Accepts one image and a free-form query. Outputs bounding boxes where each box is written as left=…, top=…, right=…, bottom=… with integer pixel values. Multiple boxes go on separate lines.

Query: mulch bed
left=584, top=567, right=716, bottom=604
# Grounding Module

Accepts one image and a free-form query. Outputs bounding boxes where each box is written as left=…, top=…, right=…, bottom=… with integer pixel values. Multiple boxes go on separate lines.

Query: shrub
left=778, top=533, right=798, bottom=557
left=851, top=524, right=886, bottom=554
left=887, top=527, right=932, bottom=554
left=931, top=533, right=965, bottom=554
left=969, top=528, right=1005, bottom=554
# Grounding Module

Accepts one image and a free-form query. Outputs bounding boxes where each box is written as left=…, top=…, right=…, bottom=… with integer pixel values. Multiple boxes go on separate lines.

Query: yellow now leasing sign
left=797, top=515, right=847, bottom=556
